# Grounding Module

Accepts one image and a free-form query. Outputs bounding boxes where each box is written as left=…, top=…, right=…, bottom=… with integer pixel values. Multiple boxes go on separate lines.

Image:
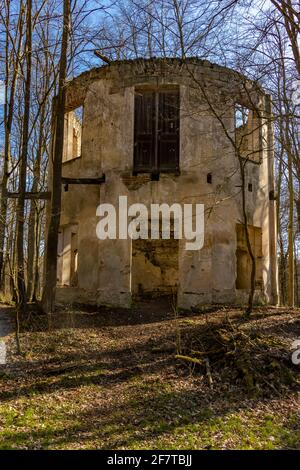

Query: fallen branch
left=175, top=354, right=203, bottom=365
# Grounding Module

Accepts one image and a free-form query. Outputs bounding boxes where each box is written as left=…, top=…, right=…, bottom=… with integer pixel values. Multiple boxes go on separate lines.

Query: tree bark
left=271, top=0, right=300, bottom=76
left=42, top=0, right=70, bottom=313
left=0, top=1, right=24, bottom=292
left=15, top=0, right=32, bottom=311
left=27, top=98, right=46, bottom=301
left=287, top=144, right=294, bottom=307
left=239, top=156, right=256, bottom=316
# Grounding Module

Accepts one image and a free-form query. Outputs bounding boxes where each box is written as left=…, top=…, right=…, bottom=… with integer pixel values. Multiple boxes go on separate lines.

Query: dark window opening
left=207, top=173, right=212, bottom=184
left=134, top=88, right=180, bottom=173
left=248, top=183, right=253, bottom=192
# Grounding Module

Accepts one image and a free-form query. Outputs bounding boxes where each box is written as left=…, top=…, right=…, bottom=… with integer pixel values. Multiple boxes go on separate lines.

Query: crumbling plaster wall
left=55, top=59, right=277, bottom=308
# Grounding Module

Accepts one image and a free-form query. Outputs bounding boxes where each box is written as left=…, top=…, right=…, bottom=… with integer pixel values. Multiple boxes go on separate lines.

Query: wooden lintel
left=61, top=175, right=106, bottom=185
left=6, top=191, right=51, bottom=200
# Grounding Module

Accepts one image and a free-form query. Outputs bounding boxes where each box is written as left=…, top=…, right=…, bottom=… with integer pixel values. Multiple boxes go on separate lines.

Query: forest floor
left=0, top=299, right=300, bottom=450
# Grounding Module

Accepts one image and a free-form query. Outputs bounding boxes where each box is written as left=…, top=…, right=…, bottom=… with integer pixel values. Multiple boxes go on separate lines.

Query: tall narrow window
left=235, top=104, right=262, bottom=163
left=134, top=89, right=179, bottom=173
left=63, top=105, right=83, bottom=162
left=56, top=224, right=78, bottom=287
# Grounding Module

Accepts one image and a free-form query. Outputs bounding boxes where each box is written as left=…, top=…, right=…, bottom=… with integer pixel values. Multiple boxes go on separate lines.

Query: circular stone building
left=50, top=58, right=278, bottom=309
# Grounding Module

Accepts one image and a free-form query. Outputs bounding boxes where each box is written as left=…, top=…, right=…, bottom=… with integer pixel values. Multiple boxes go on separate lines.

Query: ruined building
left=50, top=58, right=278, bottom=309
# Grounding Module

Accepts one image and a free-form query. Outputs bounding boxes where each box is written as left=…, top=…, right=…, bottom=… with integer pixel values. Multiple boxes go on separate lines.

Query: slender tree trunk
left=271, top=0, right=300, bottom=76
left=276, top=147, right=284, bottom=305
left=172, top=0, right=185, bottom=59
left=15, top=0, right=32, bottom=313
left=187, top=70, right=257, bottom=315
left=42, top=0, right=70, bottom=313
left=239, top=157, right=256, bottom=315
left=0, top=2, right=24, bottom=291
left=33, top=207, right=43, bottom=299
left=287, top=147, right=294, bottom=306
left=27, top=101, right=46, bottom=301
left=294, top=240, right=298, bottom=306
left=26, top=190, right=38, bottom=301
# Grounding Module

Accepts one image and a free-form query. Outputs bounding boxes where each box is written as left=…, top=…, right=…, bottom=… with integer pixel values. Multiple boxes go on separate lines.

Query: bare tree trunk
left=15, top=0, right=32, bottom=314
left=294, top=240, right=298, bottom=306
left=172, top=0, right=186, bottom=59
left=238, top=156, right=256, bottom=315
left=276, top=145, right=285, bottom=305
left=287, top=146, right=294, bottom=306
left=187, top=70, right=257, bottom=315
left=0, top=1, right=24, bottom=291
left=33, top=206, right=43, bottom=299
left=270, top=0, right=300, bottom=76
left=27, top=101, right=46, bottom=301
left=42, top=0, right=70, bottom=313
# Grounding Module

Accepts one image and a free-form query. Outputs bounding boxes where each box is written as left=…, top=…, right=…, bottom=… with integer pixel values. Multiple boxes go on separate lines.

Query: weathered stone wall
left=52, top=58, right=278, bottom=309
left=132, top=238, right=179, bottom=298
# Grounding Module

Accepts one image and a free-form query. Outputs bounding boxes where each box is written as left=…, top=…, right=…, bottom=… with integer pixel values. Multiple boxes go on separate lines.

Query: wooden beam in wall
left=6, top=191, right=51, bottom=200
